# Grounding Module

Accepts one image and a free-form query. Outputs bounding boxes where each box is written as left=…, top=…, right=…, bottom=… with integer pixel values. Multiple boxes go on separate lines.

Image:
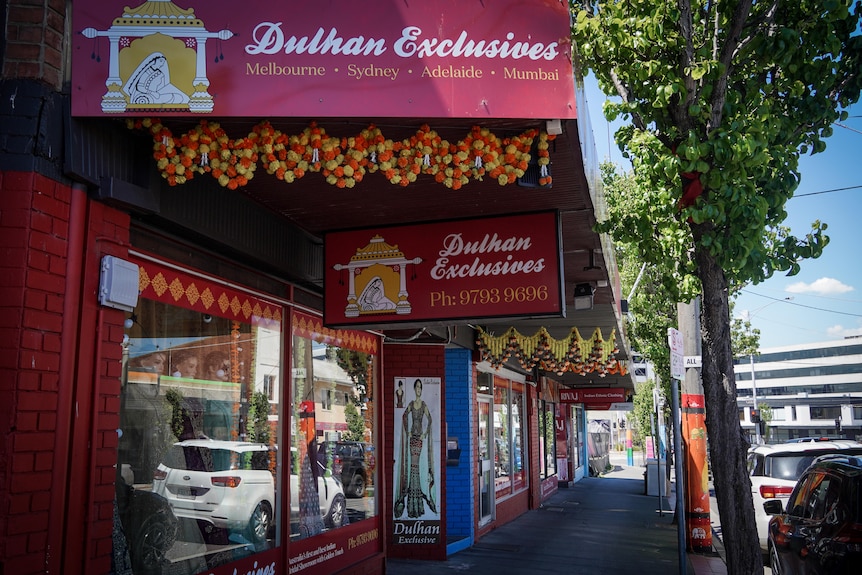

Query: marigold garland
left=475, top=326, right=626, bottom=377
left=128, top=118, right=555, bottom=190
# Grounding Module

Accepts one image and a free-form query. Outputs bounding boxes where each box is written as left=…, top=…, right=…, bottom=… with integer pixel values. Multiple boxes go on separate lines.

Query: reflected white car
left=153, top=440, right=277, bottom=543
left=152, top=439, right=346, bottom=545
left=747, top=439, right=862, bottom=553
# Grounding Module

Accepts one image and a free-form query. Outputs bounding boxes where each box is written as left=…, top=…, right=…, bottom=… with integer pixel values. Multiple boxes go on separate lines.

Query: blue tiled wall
left=445, top=348, right=474, bottom=549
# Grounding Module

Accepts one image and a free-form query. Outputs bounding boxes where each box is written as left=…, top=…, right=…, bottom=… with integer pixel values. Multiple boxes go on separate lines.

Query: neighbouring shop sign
left=324, top=211, right=564, bottom=327
left=71, top=0, right=576, bottom=119
left=559, top=387, right=626, bottom=408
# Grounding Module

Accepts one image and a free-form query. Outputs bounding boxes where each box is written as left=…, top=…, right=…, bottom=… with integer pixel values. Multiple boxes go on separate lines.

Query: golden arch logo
left=332, top=235, right=422, bottom=318
left=79, top=1, right=234, bottom=113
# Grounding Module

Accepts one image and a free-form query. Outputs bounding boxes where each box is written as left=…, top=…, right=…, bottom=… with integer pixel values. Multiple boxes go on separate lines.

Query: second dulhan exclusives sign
left=392, top=377, right=441, bottom=544
left=324, top=211, right=564, bottom=328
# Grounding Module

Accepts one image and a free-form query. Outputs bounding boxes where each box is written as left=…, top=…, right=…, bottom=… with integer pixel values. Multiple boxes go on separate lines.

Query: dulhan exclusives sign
left=71, top=0, right=575, bottom=119
left=324, top=211, right=564, bottom=328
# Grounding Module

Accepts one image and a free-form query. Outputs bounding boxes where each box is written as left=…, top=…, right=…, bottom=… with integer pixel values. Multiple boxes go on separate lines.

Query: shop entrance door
left=478, top=396, right=494, bottom=524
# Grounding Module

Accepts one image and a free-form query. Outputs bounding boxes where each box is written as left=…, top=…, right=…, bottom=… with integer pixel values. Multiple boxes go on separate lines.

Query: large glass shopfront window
left=539, top=400, right=557, bottom=479
left=493, top=376, right=526, bottom=497
left=117, top=275, right=283, bottom=574
left=290, top=313, right=379, bottom=542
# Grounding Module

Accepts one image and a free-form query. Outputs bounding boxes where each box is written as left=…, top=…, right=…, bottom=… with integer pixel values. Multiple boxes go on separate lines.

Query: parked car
left=153, top=440, right=277, bottom=544
left=747, top=439, right=862, bottom=553
left=785, top=436, right=836, bottom=443
left=318, top=440, right=370, bottom=498
left=116, top=475, right=178, bottom=575
left=763, top=453, right=862, bottom=574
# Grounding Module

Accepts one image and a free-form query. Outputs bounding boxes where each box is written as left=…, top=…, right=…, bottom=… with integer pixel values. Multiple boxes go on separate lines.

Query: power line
left=794, top=184, right=862, bottom=197
left=739, top=289, right=862, bottom=318
left=835, top=122, right=862, bottom=136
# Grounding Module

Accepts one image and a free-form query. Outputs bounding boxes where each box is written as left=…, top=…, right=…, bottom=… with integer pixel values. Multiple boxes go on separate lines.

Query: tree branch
left=675, top=0, right=696, bottom=132
left=708, top=0, right=755, bottom=131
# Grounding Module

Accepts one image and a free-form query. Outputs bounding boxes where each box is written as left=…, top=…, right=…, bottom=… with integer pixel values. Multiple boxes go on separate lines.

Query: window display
left=289, top=313, right=378, bottom=542
left=493, top=377, right=526, bottom=497
left=539, top=400, right=557, bottom=479
left=116, top=270, right=283, bottom=575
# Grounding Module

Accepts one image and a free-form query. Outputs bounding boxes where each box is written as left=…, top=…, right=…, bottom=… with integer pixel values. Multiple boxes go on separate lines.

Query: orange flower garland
left=129, top=119, right=556, bottom=190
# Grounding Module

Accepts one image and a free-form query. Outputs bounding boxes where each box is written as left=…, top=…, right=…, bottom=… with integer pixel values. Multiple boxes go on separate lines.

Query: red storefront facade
left=1, top=2, right=631, bottom=574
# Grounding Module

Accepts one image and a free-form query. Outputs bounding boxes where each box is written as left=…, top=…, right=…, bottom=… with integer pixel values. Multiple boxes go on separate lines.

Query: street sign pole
left=668, top=327, right=688, bottom=575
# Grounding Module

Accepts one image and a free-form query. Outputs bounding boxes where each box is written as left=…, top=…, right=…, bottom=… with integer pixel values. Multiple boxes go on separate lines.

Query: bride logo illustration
left=332, top=235, right=423, bottom=319
left=79, top=1, right=234, bottom=113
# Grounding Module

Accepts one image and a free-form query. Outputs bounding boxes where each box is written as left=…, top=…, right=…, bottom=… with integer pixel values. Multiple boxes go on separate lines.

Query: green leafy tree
left=332, top=347, right=370, bottom=404
left=603, top=162, right=676, bottom=459
left=573, top=2, right=862, bottom=572
left=730, top=300, right=761, bottom=358
left=344, top=401, right=366, bottom=442
left=631, top=380, right=658, bottom=449
left=247, top=391, right=271, bottom=444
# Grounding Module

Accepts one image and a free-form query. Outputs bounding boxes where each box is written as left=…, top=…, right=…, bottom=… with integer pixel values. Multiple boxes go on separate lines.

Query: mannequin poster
left=392, top=377, right=441, bottom=544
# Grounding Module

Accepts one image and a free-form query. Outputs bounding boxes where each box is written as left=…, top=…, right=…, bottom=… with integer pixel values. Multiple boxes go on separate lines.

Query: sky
left=582, top=75, right=862, bottom=351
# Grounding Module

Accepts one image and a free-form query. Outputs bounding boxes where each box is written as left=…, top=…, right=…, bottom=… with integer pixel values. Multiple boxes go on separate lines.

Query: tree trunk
left=694, top=244, right=763, bottom=575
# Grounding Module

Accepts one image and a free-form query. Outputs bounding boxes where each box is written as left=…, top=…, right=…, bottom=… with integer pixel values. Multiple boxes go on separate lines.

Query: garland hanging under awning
left=128, top=119, right=554, bottom=190
left=476, top=326, right=626, bottom=377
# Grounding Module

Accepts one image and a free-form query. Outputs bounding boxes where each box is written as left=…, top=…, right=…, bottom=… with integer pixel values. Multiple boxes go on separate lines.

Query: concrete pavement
left=386, top=454, right=727, bottom=574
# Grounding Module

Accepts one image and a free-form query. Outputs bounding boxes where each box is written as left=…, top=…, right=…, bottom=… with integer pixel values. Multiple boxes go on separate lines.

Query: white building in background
left=735, top=337, right=862, bottom=442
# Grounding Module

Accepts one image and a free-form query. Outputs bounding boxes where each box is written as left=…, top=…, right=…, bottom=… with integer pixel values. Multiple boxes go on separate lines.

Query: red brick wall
left=382, top=343, right=447, bottom=561
left=0, top=171, right=131, bottom=574
left=3, top=0, right=67, bottom=88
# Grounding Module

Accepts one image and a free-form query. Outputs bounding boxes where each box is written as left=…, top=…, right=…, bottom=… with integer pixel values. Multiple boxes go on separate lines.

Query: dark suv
left=764, top=453, right=862, bottom=575
left=318, top=441, right=370, bottom=498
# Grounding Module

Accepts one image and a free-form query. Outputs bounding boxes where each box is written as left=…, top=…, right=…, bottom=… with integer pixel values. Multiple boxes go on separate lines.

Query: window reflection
left=290, top=322, right=378, bottom=543
left=539, top=401, right=557, bottom=479
left=116, top=297, right=281, bottom=575
left=492, top=378, right=526, bottom=497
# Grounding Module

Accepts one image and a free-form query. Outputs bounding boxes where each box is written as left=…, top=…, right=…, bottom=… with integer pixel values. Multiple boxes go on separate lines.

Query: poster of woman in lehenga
left=393, top=377, right=440, bottom=519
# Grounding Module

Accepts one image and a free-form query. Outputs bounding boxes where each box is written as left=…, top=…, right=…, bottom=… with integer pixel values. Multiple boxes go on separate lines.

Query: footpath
left=386, top=455, right=727, bottom=575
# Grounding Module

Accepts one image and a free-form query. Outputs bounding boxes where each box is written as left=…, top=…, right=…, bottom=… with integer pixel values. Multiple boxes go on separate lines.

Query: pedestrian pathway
left=386, top=457, right=727, bottom=574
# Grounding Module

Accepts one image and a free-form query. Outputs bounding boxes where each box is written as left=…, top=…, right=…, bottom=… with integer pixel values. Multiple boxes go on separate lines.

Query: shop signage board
left=392, top=377, right=442, bottom=544
left=71, top=0, right=576, bottom=119
left=559, top=387, right=626, bottom=407
left=323, top=211, right=564, bottom=327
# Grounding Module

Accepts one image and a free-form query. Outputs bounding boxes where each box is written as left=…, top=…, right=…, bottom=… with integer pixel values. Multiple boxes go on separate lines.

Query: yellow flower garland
left=128, top=118, right=555, bottom=190
left=475, top=326, right=626, bottom=377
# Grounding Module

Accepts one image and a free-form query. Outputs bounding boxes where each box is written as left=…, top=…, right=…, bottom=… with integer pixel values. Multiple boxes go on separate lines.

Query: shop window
left=290, top=313, right=379, bottom=543
left=511, top=386, right=526, bottom=490
left=493, top=377, right=527, bottom=497
left=117, top=275, right=283, bottom=574
left=263, top=374, right=277, bottom=401
left=539, top=400, right=557, bottom=479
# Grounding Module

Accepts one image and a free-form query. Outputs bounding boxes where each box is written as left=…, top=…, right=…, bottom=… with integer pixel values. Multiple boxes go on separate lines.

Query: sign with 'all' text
left=324, top=211, right=563, bottom=328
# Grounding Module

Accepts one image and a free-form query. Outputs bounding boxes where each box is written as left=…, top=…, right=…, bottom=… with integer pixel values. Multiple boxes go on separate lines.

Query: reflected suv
left=747, top=439, right=862, bottom=553
left=153, top=440, right=277, bottom=543
left=764, top=453, right=862, bottom=574
left=318, top=441, right=370, bottom=498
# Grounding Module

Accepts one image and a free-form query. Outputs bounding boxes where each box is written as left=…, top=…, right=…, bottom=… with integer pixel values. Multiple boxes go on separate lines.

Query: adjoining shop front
left=0, top=1, right=633, bottom=575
